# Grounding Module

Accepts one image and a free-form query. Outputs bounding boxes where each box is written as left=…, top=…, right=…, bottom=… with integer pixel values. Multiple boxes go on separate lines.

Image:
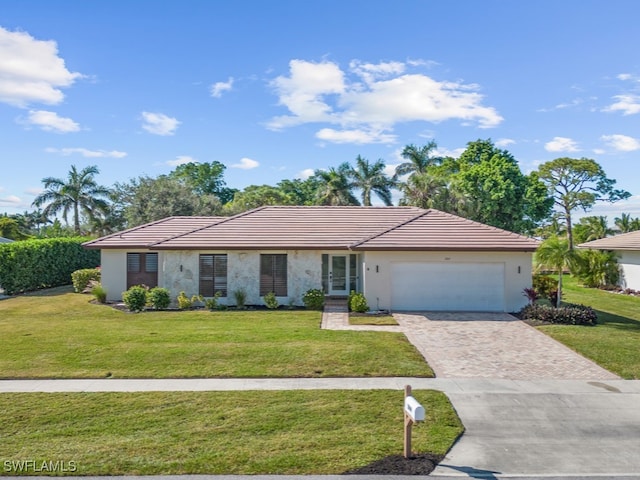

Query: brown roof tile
left=579, top=230, right=640, bottom=251
left=83, top=216, right=224, bottom=249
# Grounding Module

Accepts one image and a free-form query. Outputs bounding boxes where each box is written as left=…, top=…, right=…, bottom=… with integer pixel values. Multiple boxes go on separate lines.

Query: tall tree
left=450, top=139, right=553, bottom=233
left=348, top=155, right=394, bottom=206
left=395, top=141, right=441, bottom=177
left=121, top=175, right=221, bottom=226
left=222, top=185, right=295, bottom=215
left=0, top=216, right=30, bottom=240
left=276, top=178, right=320, bottom=205
left=614, top=213, right=640, bottom=233
left=537, top=157, right=630, bottom=249
left=535, top=236, right=578, bottom=307
left=32, top=165, right=111, bottom=235
left=168, top=160, right=237, bottom=204
left=314, top=163, right=360, bottom=206
left=573, top=216, right=614, bottom=244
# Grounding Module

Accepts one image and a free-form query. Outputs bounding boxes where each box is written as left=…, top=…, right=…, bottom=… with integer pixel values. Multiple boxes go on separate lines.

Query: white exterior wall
left=618, top=251, right=640, bottom=290
left=100, top=249, right=167, bottom=302
left=361, top=250, right=533, bottom=312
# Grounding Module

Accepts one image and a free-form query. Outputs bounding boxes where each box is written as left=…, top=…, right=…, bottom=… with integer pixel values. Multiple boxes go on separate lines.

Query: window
left=126, top=252, right=158, bottom=289
left=260, top=254, right=287, bottom=296
left=199, top=254, right=227, bottom=297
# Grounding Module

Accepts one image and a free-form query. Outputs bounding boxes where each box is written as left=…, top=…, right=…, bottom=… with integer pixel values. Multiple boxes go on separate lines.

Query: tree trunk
left=557, top=271, right=563, bottom=308
left=565, top=205, right=574, bottom=250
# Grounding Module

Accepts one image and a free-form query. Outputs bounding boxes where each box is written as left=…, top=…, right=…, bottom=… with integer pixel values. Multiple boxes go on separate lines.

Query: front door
left=329, top=255, right=348, bottom=295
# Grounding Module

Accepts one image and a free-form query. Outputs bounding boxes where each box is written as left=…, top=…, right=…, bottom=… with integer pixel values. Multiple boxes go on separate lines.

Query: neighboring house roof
left=579, top=230, right=640, bottom=251
left=84, top=206, right=539, bottom=252
left=0, top=237, right=14, bottom=244
left=82, top=216, right=224, bottom=249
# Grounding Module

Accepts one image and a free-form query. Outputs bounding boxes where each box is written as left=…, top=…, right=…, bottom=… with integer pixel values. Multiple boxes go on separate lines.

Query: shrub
left=302, top=288, right=324, bottom=310
left=349, top=291, right=369, bottom=313
left=148, top=287, right=171, bottom=309
left=573, top=249, right=620, bottom=288
left=0, top=237, right=100, bottom=295
left=233, top=288, right=247, bottom=309
left=91, top=284, right=107, bottom=303
left=71, top=268, right=101, bottom=293
left=532, top=274, right=557, bottom=300
left=263, top=291, right=279, bottom=309
left=177, top=291, right=203, bottom=310
left=122, top=285, right=148, bottom=312
left=522, top=287, right=539, bottom=304
left=519, top=303, right=597, bottom=326
left=205, top=291, right=223, bottom=311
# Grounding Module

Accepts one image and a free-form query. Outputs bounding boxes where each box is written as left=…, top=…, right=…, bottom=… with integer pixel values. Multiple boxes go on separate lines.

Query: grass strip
left=0, top=390, right=462, bottom=475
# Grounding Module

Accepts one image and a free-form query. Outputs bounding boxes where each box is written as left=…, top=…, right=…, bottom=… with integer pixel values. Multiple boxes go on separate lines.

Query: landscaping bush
left=72, top=268, right=101, bottom=293
left=573, top=249, right=620, bottom=288
left=263, top=291, right=279, bottom=309
left=91, top=284, right=107, bottom=303
left=147, top=287, right=171, bottom=310
left=177, top=291, right=203, bottom=310
left=519, top=303, right=597, bottom=326
left=204, top=291, right=223, bottom=311
left=302, top=288, right=324, bottom=310
left=532, top=274, right=557, bottom=300
left=233, top=288, right=247, bottom=309
left=122, top=285, right=148, bottom=312
left=0, top=237, right=99, bottom=295
left=349, top=291, right=369, bottom=313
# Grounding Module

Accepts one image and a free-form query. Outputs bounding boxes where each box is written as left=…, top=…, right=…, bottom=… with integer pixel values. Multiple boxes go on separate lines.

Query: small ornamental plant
left=148, top=287, right=171, bottom=310
left=122, top=285, right=148, bottom=312
left=349, top=292, right=369, bottom=313
left=177, top=291, right=203, bottom=310
left=205, top=291, right=223, bottom=311
left=263, top=291, right=279, bottom=309
left=302, top=288, right=324, bottom=310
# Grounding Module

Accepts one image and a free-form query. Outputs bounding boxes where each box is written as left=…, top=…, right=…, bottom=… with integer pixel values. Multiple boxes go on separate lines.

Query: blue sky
left=1, top=0, right=639, bottom=221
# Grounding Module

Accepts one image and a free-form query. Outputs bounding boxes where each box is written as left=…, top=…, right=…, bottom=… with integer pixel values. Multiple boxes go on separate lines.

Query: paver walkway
left=322, top=309, right=619, bottom=380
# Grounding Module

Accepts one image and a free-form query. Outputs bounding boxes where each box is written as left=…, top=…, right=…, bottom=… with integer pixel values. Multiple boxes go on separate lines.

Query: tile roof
left=82, top=216, right=223, bottom=249
left=84, top=206, right=539, bottom=252
left=578, top=230, right=640, bottom=251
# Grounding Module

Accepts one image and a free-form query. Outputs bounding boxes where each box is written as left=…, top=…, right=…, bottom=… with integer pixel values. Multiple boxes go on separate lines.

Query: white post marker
left=403, top=385, right=425, bottom=458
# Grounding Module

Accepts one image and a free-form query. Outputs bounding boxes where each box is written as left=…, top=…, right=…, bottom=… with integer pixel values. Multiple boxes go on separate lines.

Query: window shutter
left=200, top=254, right=227, bottom=297
left=213, top=255, right=227, bottom=296
left=260, top=254, right=287, bottom=296
left=145, top=253, right=158, bottom=273
left=199, top=255, right=214, bottom=296
left=127, top=253, right=141, bottom=272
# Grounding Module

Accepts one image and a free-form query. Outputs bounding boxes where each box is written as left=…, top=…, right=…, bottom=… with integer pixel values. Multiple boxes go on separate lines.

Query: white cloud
left=600, top=134, right=640, bottom=152
left=166, top=155, right=197, bottom=166
left=603, top=94, right=640, bottom=115
left=23, top=110, right=80, bottom=133
left=0, top=27, right=83, bottom=107
left=593, top=148, right=606, bottom=155
left=267, top=59, right=502, bottom=144
left=230, top=157, right=259, bottom=170
left=45, top=147, right=127, bottom=158
left=141, top=111, right=180, bottom=135
left=495, top=138, right=516, bottom=148
left=210, top=77, right=234, bottom=98
left=296, top=168, right=315, bottom=180
left=544, top=136, right=580, bottom=152
left=0, top=195, right=22, bottom=206
left=316, top=128, right=396, bottom=144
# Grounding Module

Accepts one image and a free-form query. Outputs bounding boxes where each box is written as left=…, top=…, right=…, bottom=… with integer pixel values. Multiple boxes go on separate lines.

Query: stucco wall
left=618, top=251, right=640, bottom=290
left=361, top=250, right=533, bottom=312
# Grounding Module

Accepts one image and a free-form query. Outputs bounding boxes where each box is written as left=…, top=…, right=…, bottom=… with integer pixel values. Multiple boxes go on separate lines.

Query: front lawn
left=0, top=288, right=433, bottom=378
left=536, top=275, right=640, bottom=379
left=0, top=389, right=462, bottom=475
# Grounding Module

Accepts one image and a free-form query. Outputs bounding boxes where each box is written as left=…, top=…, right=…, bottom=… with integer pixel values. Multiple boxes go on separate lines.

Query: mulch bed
left=343, top=453, right=443, bottom=475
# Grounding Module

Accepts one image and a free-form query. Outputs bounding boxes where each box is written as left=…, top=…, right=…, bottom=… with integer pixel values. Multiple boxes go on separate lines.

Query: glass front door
left=329, top=255, right=348, bottom=295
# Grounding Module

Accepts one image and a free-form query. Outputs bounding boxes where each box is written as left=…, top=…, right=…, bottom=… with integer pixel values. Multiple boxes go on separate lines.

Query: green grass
left=0, top=390, right=462, bottom=475
left=0, top=288, right=433, bottom=378
left=349, top=314, right=398, bottom=325
left=536, top=275, right=640, bottom=379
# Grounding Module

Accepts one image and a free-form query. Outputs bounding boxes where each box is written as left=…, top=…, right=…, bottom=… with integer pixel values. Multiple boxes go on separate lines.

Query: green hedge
left=0, top=238, right=100, bottom=295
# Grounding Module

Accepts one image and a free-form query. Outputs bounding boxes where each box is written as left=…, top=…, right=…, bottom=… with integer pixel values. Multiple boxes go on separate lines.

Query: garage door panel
left=391, top=262, right=505, bottom=311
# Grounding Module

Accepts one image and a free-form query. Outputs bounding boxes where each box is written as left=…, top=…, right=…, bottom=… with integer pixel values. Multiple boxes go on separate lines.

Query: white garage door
left=391, top=262, right=505, bottom=311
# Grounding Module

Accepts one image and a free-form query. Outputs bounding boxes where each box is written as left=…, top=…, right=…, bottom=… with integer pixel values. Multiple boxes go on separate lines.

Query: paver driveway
left=394, top=312, right=619, bottom=380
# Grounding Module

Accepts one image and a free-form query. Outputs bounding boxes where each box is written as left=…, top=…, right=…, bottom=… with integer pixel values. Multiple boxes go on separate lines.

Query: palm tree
left=348, top=155, right=394, bottom=206
left=574, top=216, right=614, bottom=244
left=314, top=163, right=360, bottom=206
left=32, top=165, right=112, bottom=235
left=395, top=141, right=441, bottom=177
left=535, top=236, right=578, bottom=307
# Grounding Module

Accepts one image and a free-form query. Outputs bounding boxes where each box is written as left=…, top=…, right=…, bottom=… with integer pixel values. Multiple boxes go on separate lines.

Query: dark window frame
left=260, top=254, right=287, bottom=296
left=199, top=254, right=228, bottom=297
